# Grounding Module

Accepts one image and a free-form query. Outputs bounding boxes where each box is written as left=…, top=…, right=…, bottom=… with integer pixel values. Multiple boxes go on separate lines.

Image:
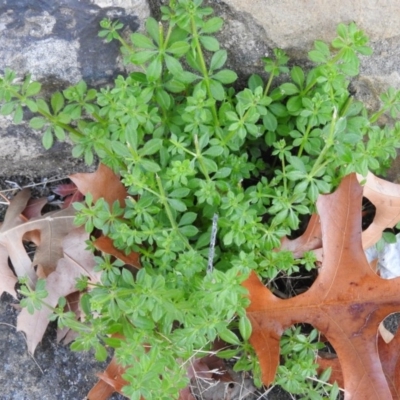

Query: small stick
left=207, top=213, right=218, bottom=273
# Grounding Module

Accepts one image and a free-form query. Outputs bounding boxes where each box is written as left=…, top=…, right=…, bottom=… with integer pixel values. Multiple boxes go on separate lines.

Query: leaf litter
left=3, top=167, right=400, bottom=399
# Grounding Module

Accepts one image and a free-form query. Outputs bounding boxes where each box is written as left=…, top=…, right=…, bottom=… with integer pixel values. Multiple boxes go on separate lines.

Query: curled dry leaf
left=87, top=356, right=130, bottom=400
left=17, top=226, right=99, bottom=354
left=243, top=173, right=400, bottom=399
left=359, top=172, right=400, bottom=249
left=0, top=189, right=41, bottom=287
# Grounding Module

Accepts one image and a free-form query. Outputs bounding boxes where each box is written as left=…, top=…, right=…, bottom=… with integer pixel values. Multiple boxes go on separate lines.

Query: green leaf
left=130, top=50, right=156, bottom=64
left=1, top=102, right=15, bottom=116
left=308, top=50, right=327, bottom=63
left=199, top=35, right=220, bottom=51
left=25, top=99, right=38, bottom=112
left=212, top=69, right=237, bottom=84
left=213, top=167, right=231, bottom=179
left=140, top=138, right=162, bottom=156
left=279, top=83, right=299, bottom=95
left=156, top=89, right=171, bottom=110
left=131, top=33, right=157, bottom=49
left=165, top=54, right=183, bottom=75
left=167, top=198, right=187, bottom=212
left=178, top=212, right=197, bottom=226
left=146, top=57, right=162, bottom=82
left=13, top=105, right=23, bottom=124
left=203, top=146, right=224, bottom=157
left=239, top=315, right=252, bottom=341
left=210, top=79, right=225, bottom=101
left=219, top=328, right=241, bottom=345
left=263, top=112, right=277, bottom=131
left=122, top=268, right=135, bottom=286
left=290, top=66, right=304, bottom=88
left=202, top=17, right=224, bottom=33
left=167, top=41, right=190, bottom=56
left=42, top=127, right=53, bottom=149
left=169, top=187, right=190, bottom=198
left=248, top=74, right=264, bottom=92
left=179, top=225, right=199, bottom=237
left=26, top=81, right=41, bottom=97
left=51, top=92, right=64, bottom=114
left=164, top=79, right=186, bottom=93
left=383, top=231, right=397, bottom=244
left=140, top=159, right=161, bottom=172
left=146, top=17, right=160, bottom=45
left=95, top=344, right=108, bottom=362
left=112, top=141, right=132, bottom=158
left=54, top=126, right=65, bottom=140
left=36, top=98, right=50, bottom=114
left=210, top=50, right=227, bottom=71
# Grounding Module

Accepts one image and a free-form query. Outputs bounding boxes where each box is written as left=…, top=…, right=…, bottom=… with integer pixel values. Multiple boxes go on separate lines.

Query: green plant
left=2, top=0, right=400, bottom=398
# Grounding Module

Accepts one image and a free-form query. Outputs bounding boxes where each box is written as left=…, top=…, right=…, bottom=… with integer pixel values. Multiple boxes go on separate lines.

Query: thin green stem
left=264, top=73, right=275, bottom=97
left=190, top=16, right=219, bottom=127
left=155, top=175, right=192, bottom=251
left=194, top=134, right=211, bottom=181
left=309, top=108, right=337, bottom=177
left=297, top=122, right=313, bottom=157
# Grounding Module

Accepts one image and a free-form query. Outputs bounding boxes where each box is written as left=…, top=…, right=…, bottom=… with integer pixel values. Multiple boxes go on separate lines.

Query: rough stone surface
left=0, top=0, right=150, bottom=176
left=0, top=293, right=125, bottom=400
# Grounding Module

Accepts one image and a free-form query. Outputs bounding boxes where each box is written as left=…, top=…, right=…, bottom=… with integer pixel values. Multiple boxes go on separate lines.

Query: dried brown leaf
left=243, top=173, right=400, bottom=399
left=69, top=163, right=127, bottom=207
left=280, top=214, right=322, bottom=257
left=87, top=356, right=129, bottom=400
left=93, top=235, right=140, bottom=269
left=0, top=245, right=18, bottom=298
left=359, top=172, right=400, bottom=249
left=17, top=227, right=98, bottom=354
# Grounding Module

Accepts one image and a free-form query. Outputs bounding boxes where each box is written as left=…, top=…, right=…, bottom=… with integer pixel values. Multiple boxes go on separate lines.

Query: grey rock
left=0, top=293, right=125, bottom=400
left=0, top=0, right=150, bottom=177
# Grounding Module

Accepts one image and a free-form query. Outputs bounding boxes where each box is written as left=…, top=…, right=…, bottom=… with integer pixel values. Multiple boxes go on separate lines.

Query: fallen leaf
left=0, top=245, right=18, bottom=298
left=21, top=197, right=48, bottom=219
left=243, top=173, right=400, bottom=399
left=280, top=214, right=322, bottom=258
left=359, top=172, right=400, bottom=249
left=17, top=227, right=99, bottom=354
left=87, top=356, right=129, bottom=400
left=93, top=235, right=140, bottom=269
left=53, top=182, right=84, bottom=208
left=69, top=163, right=127, bottom=207
left=0, top=189, right=40, bottom=286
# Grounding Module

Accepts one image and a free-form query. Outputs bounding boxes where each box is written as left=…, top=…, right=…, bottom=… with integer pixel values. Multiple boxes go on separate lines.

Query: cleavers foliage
left=2, top=0, right=400, bottom=399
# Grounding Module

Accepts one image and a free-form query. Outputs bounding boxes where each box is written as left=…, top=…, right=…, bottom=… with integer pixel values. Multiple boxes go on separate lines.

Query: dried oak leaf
left=280, top=172, right=400, bottom=259
left=17, top=226, right=99, bottom=354
left=280, top=213, right=322, bottom=258
left=93, top=235, right=141, bottom=269
left=70, top=163, right=140, bottom=268
left=0, top=189, right=41, bottom=289
left=87, top=356, right=130, bottom=400
left=69, top=163, right=127, bottom=207
left=243, top=173, right=400, bottom=400
left=360, top=172, right=400, bottom=249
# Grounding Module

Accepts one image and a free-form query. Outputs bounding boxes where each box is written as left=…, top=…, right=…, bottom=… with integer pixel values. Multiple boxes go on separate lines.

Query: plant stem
left=155, top=175, right=192, bottom=251
left=309, top=108, right=337, bottom=177
left=297, top=122, right=313, bottom=157
left=194, top=134, right=211, bottom=181
left=190, top=16, right=219, bottom=127
left=264, top=73, right=275, bottom=97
